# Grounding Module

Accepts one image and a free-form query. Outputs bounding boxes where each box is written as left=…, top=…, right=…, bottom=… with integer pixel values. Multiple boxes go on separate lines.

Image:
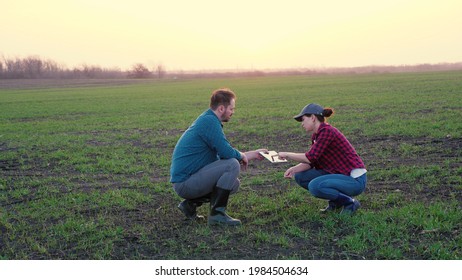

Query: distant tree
left=155, top=64, right=166, bottom=79
left=81, top=64, right=104, bottom=78
left=128, top=63, right=152, bottom=78
left=23, top=56, right=43, bottom=78
left=2, top=56, right=23, bottom=78
left=42, top=59, right=62, bottom=78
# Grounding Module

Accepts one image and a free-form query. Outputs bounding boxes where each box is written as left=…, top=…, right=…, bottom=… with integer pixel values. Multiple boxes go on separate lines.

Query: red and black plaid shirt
left=305, top=122, right=365, bottom=175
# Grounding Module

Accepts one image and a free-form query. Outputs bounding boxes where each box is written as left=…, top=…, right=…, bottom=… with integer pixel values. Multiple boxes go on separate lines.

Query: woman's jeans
left=294, top=169, right=367, bottom=200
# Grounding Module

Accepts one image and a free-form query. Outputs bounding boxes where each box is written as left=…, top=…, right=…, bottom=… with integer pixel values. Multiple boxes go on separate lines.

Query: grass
left=0, top=71, right=461, bottom=259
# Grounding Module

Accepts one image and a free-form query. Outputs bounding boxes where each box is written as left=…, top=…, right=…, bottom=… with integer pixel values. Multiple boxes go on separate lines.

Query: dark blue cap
left=294, top=103, right=324, bottom=121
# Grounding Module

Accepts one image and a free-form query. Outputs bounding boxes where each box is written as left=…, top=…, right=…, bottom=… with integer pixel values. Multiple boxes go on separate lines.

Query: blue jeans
left=294, top=169, right=367, bottom=200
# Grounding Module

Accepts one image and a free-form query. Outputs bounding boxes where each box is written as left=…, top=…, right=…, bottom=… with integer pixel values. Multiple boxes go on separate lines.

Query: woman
left=278, top=103, right=367, bottom=215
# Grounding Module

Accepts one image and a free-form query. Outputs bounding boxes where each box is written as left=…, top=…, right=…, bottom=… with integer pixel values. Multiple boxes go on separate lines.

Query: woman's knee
left=307, top=179, right=327, bottom=198
left=308, top=182, right=321, bottom=197
left=294, top=173, right=308, bottom=189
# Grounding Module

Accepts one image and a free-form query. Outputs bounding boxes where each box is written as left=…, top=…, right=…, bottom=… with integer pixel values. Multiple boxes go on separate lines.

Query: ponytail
left=315, top=107, right=334, bottom=122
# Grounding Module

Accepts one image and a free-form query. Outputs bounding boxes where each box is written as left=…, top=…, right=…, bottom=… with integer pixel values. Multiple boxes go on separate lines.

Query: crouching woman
left=278, top=103, right=367, bottom=215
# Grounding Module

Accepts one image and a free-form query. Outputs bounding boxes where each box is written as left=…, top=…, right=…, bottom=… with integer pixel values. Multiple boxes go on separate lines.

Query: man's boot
left=178, top=194, right=211, bottom=220
left=208, top=187, right=241, bottom=226
left=191, top=194, right=211, bottom=206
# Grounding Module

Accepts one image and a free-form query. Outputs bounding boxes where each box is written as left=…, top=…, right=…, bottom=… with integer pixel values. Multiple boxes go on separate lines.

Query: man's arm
left=201, top=115, right=242, bottom=160
left=244, top=149, right=268, bottom=161
left=240, top=149, right=268, bottom=170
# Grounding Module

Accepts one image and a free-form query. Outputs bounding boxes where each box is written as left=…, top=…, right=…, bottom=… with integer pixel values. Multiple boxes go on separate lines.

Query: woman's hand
left=278, top=152, right=288, bottom=160
left=283, top=163, right=312, bottom=179
left=284, top=167, right=296, bottom=178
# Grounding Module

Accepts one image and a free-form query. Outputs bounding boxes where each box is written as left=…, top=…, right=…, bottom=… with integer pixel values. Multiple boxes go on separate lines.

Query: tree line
left=0, top=55, right=166, bottom=79
left=1, top=54, right=461, bottom=80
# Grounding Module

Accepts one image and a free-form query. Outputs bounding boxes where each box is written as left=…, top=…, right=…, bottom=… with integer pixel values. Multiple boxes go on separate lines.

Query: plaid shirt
left=305, top=123, right=365, bottom=175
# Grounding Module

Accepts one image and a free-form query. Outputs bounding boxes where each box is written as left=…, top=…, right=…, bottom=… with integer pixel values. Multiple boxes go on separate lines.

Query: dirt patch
left=0, top=159, right=21, bottom=171
left=359, top=136, right=461, bottom=201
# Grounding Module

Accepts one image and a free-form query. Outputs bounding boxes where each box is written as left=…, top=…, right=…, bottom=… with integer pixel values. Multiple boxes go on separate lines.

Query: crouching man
left=170, top=88, right=266, bottom=226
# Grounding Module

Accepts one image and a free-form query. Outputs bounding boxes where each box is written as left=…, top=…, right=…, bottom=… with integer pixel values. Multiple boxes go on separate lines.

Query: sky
left=2, top=0, right=462, bottom=71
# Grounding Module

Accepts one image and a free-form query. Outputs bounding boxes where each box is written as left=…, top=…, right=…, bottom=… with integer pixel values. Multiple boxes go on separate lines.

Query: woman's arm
left=278, top=152, right=311, bottom=164
left=284, top=163, right=312, bottom=178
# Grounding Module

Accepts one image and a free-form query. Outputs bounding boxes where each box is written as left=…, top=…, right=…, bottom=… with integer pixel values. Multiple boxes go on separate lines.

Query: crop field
left=0, top=71, right=461, bottom=259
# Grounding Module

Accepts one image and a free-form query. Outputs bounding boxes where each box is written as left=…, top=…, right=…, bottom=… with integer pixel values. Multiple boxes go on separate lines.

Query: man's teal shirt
left=170, top=109, right=242, bottom=183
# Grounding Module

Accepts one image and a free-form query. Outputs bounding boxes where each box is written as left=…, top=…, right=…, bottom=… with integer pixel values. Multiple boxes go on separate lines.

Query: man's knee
left=223, top=158, right=241, bottom=178
left=230, top=178, right=240, bottom=194
left=227, top=158, right=240, bottom=171
left=216, top=158, right=241, bottom=191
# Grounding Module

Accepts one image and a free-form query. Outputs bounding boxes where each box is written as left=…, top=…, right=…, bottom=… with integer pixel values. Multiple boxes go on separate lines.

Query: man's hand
left=245, top=149, right=268, bottom=161
left=240, top=152, right=249, bottom=171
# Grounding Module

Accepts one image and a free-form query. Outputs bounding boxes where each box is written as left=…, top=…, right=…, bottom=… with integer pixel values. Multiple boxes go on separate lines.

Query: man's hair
left=210, top=88, right=236, bottom=110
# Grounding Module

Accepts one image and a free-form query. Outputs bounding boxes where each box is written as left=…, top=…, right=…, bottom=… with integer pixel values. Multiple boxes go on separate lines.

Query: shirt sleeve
left=200, top=115, right=242, bottom=160
left=306, top=126, right=335, bottom=164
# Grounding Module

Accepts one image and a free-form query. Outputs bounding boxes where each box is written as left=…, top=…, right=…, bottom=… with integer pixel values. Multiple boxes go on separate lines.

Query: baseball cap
left=293, top=103, right=324, bottom=122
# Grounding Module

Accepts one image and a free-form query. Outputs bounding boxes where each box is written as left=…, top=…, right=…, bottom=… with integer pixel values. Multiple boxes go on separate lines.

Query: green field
left=1, top=71, right=461, bottom=259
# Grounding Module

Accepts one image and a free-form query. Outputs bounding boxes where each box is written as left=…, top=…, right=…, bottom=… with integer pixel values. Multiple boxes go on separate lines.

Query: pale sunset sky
left=2, top=0, right=461, bottom=71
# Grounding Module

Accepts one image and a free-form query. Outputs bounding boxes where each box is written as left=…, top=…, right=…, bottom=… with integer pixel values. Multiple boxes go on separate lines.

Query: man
left=170, top=88, right=266, bottom=226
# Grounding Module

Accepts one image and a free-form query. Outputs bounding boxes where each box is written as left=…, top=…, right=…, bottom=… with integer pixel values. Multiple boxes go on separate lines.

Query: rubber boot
left=178, top=194, right=211, bottom=220
left=208, top=187, right=241, bottom=226
left=191, top=194, right=211, bottom=206
left=334, top=193, right=361, bottom=215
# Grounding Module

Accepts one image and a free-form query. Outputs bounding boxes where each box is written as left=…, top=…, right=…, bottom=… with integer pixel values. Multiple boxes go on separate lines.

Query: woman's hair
left=313, top=107, right=334, bottom=122
left=210, top=88, right=236, bottom=110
